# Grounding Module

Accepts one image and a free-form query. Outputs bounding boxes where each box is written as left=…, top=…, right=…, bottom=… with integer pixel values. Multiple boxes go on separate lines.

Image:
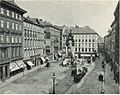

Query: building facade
left=114, top=1, right=120, bottom=65
left=0, top=0, right=26, bottom=80
left=44, top=23, right=62, bottom=60
left=72, top=26, right=99, bottom=60
left=23, top=17, right=44, bottom=69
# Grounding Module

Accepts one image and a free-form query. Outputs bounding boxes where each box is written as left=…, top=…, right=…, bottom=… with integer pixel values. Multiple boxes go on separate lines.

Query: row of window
left=74, top=35, right=96, bottom=38
left=0, top=8, right=22, bottom=20
left=75, top=39, right=95, bottom=42
left=75, top=48, right=95, bottom=52
left=0, top=47, right=22, bottom=61
left=24, top=39, right=44, bottom=48
left=24, top=49, right=43, bottom=57
left=24, top=22, right=43, bottom=32
left=0, top=20, right=22, bottom=30
left=75, top=43, right=95, bottom=47
left=24, top=29, right=44, bottom=39
left=0, top=34, right=22, bottom=44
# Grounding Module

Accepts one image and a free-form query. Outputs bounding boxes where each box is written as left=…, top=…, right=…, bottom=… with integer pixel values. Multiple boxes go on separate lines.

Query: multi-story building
left=72, top=26, right=99, bottom=60
left=104, top=1, right=119, bottom=84
left=23, top=16, right=44, bottom=69
left=44, top=23, right=62, bottom=60
left=0, top=0, right=26, bottom=80
left=114, top=1, right=119, bottom=65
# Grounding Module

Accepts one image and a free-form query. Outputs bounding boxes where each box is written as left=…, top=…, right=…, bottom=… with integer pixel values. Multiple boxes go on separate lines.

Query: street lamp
left=51, top=73, right=56, bottom=94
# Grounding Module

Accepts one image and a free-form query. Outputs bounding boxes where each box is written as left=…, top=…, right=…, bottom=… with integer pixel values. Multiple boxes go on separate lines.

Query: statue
left=66, top=29, right=75, bottom=58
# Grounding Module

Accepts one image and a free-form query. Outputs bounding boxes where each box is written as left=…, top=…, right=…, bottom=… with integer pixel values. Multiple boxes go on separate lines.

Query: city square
left=0, top=0, right=119, bottom=94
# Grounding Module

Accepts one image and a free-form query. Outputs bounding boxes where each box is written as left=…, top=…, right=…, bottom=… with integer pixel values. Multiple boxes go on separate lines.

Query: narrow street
left=0, top=61, right=70, bottom=94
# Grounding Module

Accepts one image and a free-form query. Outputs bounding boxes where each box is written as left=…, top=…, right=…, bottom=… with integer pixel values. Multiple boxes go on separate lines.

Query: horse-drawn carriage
left=71, top=59, right=88, bottom=83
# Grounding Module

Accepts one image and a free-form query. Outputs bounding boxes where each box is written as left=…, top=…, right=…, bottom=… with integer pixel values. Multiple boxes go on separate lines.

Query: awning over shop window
left=26, top=61, right=34, bottom=67
left=46, top=57, right=49, bottom=60
left=16, top=60, right=26, bottom=68
left=58, top=53, right=62, bottom=56
left=41, top=57, right=46, bottom=62
left=10, top=62, right=20, bottom=72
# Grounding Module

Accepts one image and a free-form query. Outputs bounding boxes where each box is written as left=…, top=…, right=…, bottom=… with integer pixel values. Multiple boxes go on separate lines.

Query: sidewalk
left=0, top=59, right=62, bottom=89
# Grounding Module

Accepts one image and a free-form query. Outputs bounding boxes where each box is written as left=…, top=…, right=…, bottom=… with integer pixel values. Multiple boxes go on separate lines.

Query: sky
left=15, top=0, right=118, bottom=37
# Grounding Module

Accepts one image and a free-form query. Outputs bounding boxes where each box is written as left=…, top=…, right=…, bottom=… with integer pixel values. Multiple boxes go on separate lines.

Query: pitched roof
left=72, top=26, right=97, bottom=34
left=1, top=0, right=27, bottom=13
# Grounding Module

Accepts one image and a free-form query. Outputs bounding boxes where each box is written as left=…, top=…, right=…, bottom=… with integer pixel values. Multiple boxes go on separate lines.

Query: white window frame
left=6, top=35, right=9, bottom=43
left=7, top=10, right=9, bottom=16
left=7, top=22, right=10, bottom=29
left=19, top=15, right=21, bottom=20
left=16, top=24, right=18, bottom=30
left=1, top=8, right=4, bottom=14
left=15, top=13, right=18, bottom=19
left=12, top=23, right=14, bottom=29
left=1, top=20, right=4, bottom=28
left=19, top=25, right=22, bottom=30
left=12, top=12, right=14, bottom=18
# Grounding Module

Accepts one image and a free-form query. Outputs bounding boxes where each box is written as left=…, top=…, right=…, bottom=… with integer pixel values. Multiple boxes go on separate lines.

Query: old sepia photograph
left=0, top=0, right=119, bottom=94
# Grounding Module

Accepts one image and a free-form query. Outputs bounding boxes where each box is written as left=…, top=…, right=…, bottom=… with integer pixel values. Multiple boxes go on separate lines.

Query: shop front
left=10, top=60, right=26, bottom=76
left=0, top=63, right=10, bottom=81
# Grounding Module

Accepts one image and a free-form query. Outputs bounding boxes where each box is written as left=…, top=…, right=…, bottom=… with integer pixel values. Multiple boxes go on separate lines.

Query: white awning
left=58, top=53, right=62, bottom=56
left=10, top=62, right=20, bottom=72
left=27, top=61, right=34, bottom=66
left=16, top=60, right=26, bottom=68
left=41, top=57, right=46, bottom=62
left=81, top=54, right=91, bottom=57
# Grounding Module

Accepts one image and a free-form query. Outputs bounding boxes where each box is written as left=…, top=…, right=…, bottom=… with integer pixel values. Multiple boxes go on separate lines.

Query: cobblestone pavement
left=0, top=61, right=70, bottom=94
left=65, top=55, right=119, bottom=94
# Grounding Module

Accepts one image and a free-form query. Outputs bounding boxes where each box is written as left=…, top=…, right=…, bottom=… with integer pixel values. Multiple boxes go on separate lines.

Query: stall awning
left=16, top=60, right=26, bottom=68
left=26, top=61, right=34, bottom=67
left=10, top=62, right=20, bottom=72
left=58, top=53, right=62, bottom=56
left=41, top=57, right=46, bottom=62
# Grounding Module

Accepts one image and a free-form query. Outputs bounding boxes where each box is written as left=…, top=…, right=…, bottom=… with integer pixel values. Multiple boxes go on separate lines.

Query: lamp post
left=51, top=73, right=56, bottom=94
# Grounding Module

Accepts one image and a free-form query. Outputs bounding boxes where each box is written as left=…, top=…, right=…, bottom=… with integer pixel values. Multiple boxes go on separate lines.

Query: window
left=1, top=8, right=4, bottom=14
left=19, top=15, right=22, bottom=20
left=82, top=48, right=84, bottom=52
left=85, top=48, right=87, bottom=52
left=19, top=25, right=21, bottom=30
left=19, top=36, right=22, bottom=43
left=89, top=43, right=91, bottom=47
left=92, top=43, right=94, bottom=47
left=89, top=48, right=91, bottom=52
left=15, top=14, right=18, bottom=19
left=7, top=22, right=9, bottom=28
left=79, top=48, right=80, bottom=51
left=76, top=39, right=77, bottom=42
left=12, top=12, right=14, bottom=18
left=15, top=36, right=18, bottom=43
left=16, top=24, right=18, bottom=30
left=7, top=10, right=9, bottom=16
left=0, top=35, right=4, bottom=43
left=89, top=39, right=91, bottom=42
left=12, top=23, right=14, bottom=29
left=75, top=48, right=77, bottom=51
left=92, top=39, right=95, bottom=42
left=6, top=36, right=9, bottom=43
left=82, top=39, right=84, bottom=42
left=92, top=48, right=94, bottom=52
left=1, top=20, right=4, bottom=27
left=79, top=43, right=80, bottom=47
left=79, top=39, right=80, bottom=42
left=12, top=36, right=14, bottom=43
left=85, top=39, right=87, bottom=42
